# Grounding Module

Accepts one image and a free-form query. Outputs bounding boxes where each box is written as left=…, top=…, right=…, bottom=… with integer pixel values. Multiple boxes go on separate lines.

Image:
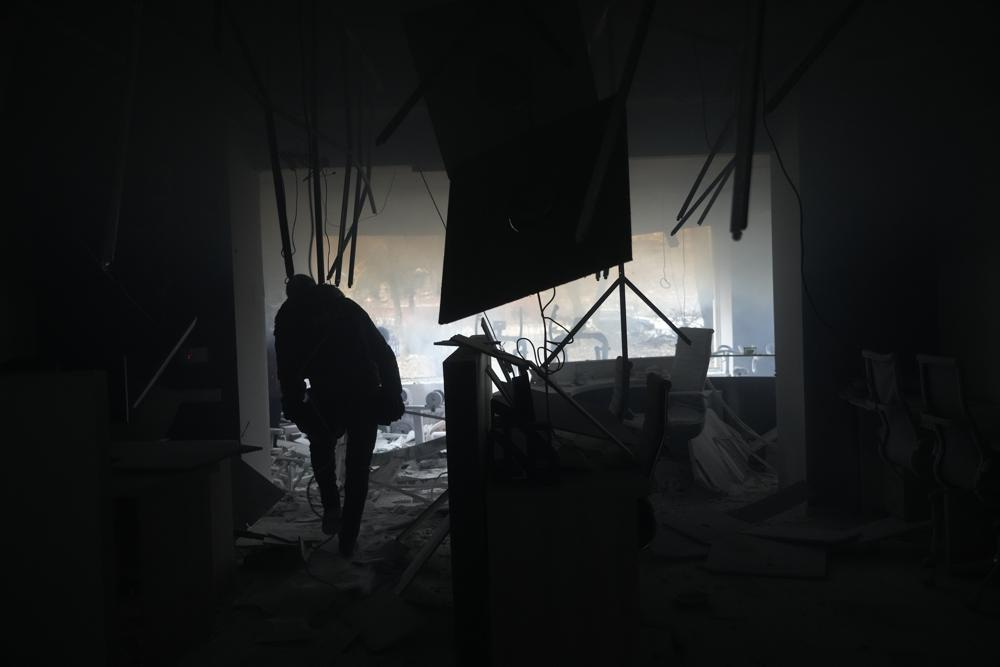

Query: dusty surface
left=179, top=452, right=998, bottom=666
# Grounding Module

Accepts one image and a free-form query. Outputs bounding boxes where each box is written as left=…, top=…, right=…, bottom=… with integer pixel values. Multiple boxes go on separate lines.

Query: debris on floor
left=646, top=459, right=932, bottom=581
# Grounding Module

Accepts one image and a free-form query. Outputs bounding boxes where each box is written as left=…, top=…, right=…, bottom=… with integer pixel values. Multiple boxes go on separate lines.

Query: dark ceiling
left=10, top=0, right=845, bottom=170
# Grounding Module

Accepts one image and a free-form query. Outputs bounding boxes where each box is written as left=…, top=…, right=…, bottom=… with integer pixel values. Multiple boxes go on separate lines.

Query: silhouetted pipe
left=730, top=0, right=765, bottom=241
left=674, top=0, right=865, bottom=238
left=671, top=157, right=735, bottom=236
left=697, top=160, right=734, bottom=226
left=224, top=3, right=294, bottom=279
left=347, top=151, right=364, bottom=287
left=675, top=115, right=732, bottom=224
left=310, top=0, right=324, bottom=280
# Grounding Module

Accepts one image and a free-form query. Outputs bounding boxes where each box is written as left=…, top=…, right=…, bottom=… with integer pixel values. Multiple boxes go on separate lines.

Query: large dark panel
left=439, top=97, right=632, bottom=323
left=402, top=0, right=597, bottom=176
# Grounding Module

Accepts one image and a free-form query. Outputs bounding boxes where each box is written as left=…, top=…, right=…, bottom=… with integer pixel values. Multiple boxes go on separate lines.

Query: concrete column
left=228, top=137, right=270, bottom=477
left=767, top=98, right=807, bottom=487
left=712, top=227, right=734, bottom=350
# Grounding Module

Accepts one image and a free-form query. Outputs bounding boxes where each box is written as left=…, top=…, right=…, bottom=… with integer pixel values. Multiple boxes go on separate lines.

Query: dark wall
left=781, top=2, right=999, bottom=506
left=3, top=4, right=240, bottom=437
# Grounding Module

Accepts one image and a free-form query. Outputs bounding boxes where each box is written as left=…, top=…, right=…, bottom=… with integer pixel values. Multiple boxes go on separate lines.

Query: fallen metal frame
left=532, top=263, right=691, bottom=422
left=436, top=334, right=637, bottom=462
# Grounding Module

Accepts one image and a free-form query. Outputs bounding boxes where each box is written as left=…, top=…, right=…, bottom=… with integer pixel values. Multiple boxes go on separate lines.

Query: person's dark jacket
left=274, top=286, right=402, bottom=428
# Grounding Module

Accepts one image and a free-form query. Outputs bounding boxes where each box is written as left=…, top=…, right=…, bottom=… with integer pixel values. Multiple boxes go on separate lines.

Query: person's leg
left=301, top=407, right=342, bottom=533
left=339, top=420, right=378, bottom=556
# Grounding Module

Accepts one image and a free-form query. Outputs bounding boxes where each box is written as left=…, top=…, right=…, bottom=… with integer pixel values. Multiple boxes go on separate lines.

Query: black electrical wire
left=537, top=292, right=549, bottom=371
left=515, top=337, right=536, bottom=363
left=418, top=169, right=447, bottom=230
left=660, top=232, right=671, bottom=289
left=761, top=78, right=850, bottom=348
left=533, top=295, right=558, bottom=448
left=297, top=0, right=325, bottom=282
left=360, top=168, right=397, bottom=223
left=693, top=35, right=712, bottom=151
left=535, top=288, right=572, bottom=373
left=305, top=173, right=315, bottom=280
left=306, top=467, right=325, bottom=520
left=289, top=168, right=299, bottom=257
left=302, top=534, right=341, bottom=587
left=323, top=168, right=333, bottom=274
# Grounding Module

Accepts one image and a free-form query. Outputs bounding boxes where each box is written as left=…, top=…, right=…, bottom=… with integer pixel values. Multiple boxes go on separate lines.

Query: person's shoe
left=321, top=509, right=341, bottom=536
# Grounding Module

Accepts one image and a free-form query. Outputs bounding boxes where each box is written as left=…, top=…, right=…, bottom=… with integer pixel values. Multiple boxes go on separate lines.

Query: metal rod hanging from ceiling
left=224, top=2, right=295, bottom=280
left=334, top=25, right=353, bottom=286
left=672, top=0, right=865, bottom=238
left=670, top=157, right=735, bottom=236
left=697, top=160, right=734, bottom=227
left=347, top=70, right=364, bottom=288
left=730, top=0, right=766, bottom=241
left=309, top=0, right=324, bottom=282
left=363, top=82, right=377, bottom=214
left=675, top=115, right=733, bottom=224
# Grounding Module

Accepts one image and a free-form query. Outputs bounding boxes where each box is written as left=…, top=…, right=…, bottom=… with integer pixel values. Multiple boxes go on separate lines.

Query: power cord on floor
left=301, top=534, right=342, bottom=588
left=306, top=468, right=325, bottom=520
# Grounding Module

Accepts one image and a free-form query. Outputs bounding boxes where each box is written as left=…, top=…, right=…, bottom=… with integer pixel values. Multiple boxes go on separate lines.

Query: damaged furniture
left=3, top=372, right=114, bottom=665
left=443, top=339, right=645, bottom=666
left=111, top=439, right=259, bottom=662
left=917, top=354, right=999, bottom=608
left=663, top=327, right=714, bottom=461
left=861, top=350, right=934, bottom=520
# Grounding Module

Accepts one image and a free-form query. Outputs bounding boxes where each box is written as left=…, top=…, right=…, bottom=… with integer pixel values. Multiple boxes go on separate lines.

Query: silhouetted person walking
left=274, top=275, right=404, bottom=557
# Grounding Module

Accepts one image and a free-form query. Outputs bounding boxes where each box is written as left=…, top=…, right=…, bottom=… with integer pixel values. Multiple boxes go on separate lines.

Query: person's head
left=286, top=274, right=317, bottom=301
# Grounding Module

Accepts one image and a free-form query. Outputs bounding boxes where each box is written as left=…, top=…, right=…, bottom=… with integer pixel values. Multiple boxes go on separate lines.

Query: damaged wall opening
left=255, top=153, right=778, bottom=522
left=260, top=154, right=774, bottom=391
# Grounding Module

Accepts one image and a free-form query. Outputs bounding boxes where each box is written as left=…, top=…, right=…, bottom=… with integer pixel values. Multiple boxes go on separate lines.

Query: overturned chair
left=917, top=354, right=1000, bottom=610
left=662, top=327, right=715, bottom=461
left=860, top=350, right=936, bottom=520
